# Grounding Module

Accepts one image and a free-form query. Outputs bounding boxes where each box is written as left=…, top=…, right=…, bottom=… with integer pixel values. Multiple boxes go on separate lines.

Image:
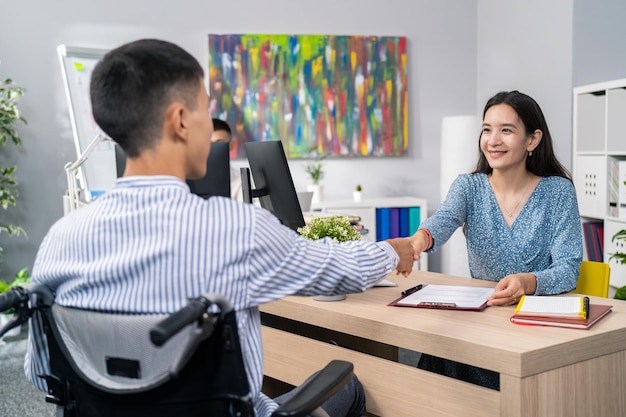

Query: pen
left=401, top=284, right=423, bottom=296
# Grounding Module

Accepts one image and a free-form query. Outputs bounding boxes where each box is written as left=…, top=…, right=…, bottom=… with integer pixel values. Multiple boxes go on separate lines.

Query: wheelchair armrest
left=271, top=360, right=354, bottom=417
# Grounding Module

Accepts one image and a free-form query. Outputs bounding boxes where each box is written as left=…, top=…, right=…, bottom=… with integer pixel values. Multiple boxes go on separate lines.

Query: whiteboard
left=58, top=45, right=116, bottom=198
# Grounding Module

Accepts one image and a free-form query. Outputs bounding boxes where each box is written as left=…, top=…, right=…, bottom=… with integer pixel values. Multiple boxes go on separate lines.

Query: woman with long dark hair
left=410, top=91, right=582, bottom=390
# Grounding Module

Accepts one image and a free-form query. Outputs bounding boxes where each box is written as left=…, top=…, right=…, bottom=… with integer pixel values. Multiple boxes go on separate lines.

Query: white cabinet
left=573, top=79, right=626, bottom=288
left=312, top=197, right=428, bottom=271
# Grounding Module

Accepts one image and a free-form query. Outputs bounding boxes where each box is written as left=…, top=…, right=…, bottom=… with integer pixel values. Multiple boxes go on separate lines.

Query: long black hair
left=472, top=90, right=571, bottom=182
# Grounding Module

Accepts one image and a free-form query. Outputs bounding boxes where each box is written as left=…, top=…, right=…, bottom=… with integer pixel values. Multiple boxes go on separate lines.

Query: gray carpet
left=0, top=325, right=56, bottom=417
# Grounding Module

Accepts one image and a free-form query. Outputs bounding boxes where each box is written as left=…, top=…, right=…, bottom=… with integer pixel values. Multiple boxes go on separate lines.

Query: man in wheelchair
left=20, top=39, right=419, bottom=417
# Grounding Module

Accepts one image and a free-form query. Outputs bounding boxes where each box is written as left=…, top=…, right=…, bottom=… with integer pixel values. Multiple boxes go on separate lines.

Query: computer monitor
left=186, top=141, right=231, bottom=198
left=242, top=140, right=305, bottom=231
left=114, top=143, right=126, bottom=178
left=113, top=142, right=230, bottom=198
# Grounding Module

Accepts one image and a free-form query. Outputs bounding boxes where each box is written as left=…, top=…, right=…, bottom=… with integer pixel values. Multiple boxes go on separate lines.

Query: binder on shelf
left=376, top=208, right=391, bottom=241
left=399, top=207, right=410, bottom=237
left=619, top=160, right=626, bottom=219
left=608, top=158, right=620, bottom=217
left=583, top=222, right=604, bottom=262
left=408, top=207, right=421, bottom=235
left=596, top=225, right=604, bottom=262
left=389, top=208, right=400, bottom=238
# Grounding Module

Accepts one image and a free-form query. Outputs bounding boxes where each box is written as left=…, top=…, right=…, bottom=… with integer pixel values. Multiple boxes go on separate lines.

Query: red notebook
left=510, top=304, right=612, bottom=330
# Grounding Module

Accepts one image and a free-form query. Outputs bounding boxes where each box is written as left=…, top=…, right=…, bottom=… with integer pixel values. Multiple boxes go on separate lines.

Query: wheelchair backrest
left=39, top=299, right=253, bottom=417
left=50, top=304, right=207, bottom=393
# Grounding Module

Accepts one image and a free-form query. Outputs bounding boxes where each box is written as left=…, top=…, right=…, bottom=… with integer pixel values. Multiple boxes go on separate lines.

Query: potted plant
left=305, top=155, right=326, bottom=204
left=0, top=267, right=30, bottom=341
left=610, top=228, right=626, bottom=300
left=353, top=184, right=363, bottom=202
left=298, top=215, right=362, bottom=243
left=1, top=78, right=27, bottom=255
left=0, top=77, right=29, bottom=324
left=298, top=215, right=360, bottom=301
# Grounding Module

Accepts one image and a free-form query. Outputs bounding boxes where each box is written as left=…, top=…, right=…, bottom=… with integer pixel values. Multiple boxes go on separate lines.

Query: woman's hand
left=409, top=229, right=431, bottom=254
left=486, top=273, right=537, bottom=306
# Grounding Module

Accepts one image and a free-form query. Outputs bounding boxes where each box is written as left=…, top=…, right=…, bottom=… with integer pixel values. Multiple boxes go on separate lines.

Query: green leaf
left=10, top=267, right=30, bottom=287
left=298, top=215, right=361, bottom=242
left=615, top=286, right=626, bottom=300
left=610, top=229, right=626, bottom=266
left=0, top=77, right=27, bottom=265
left=611, top=229, right=626, bottom=243
left=304, top=155, right=327, bottom=184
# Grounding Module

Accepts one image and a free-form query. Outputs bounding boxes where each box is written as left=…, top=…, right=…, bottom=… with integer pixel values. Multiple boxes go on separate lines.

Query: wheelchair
left=0, top=284, right=354, bottom=417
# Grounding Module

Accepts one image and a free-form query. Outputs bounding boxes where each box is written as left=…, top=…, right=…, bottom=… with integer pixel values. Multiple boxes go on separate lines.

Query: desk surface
left=261, top=270, right=626, bottom=379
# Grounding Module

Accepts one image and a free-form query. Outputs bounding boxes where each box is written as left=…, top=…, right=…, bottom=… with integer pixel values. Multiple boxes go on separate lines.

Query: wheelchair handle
left=0, top=284, right=53, bottom=338
left=150, top=297, right=211, bottom=347
left=0, top=286, right=29, bottom=313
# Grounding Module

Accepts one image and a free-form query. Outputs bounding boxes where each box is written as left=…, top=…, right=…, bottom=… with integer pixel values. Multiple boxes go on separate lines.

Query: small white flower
left=297, top=215, right=361, bottom=242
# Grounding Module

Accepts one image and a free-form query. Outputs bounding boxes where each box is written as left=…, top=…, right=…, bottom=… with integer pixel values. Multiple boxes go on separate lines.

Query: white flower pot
left=307, top=184, right=323, bottom=204
left=353, top=191, right=362, bottom=202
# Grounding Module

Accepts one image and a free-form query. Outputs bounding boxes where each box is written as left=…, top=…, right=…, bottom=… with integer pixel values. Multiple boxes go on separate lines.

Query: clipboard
left=388, top=285, right=494, bottom=311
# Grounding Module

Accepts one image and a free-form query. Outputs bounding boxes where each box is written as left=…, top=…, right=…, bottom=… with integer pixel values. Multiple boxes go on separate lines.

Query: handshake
left=385, top=229, right=431, bottom=276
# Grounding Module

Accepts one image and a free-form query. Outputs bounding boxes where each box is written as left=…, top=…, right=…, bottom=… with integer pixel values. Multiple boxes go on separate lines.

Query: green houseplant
left=298, top=215, right=360, bottom=302
left=304, top=155, right=326, bottom=185
left=305, top=155, right=326, bottom=204
left=0, top=77, right=29, bottom=290
left=298, top=215, right=361, bottom=243
left=610, top=228, right=626, bottom=300
left=0, top=267, right=30, bottom=296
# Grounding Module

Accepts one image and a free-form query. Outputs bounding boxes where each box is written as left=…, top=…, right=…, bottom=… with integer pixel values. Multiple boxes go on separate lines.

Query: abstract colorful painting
left=208, top=34, right=408, bottom=158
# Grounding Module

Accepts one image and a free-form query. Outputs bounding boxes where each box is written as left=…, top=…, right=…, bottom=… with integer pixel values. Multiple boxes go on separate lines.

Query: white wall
left=572, top=0, right=626, bottom=87
left=6, top=0, right=613, bottom=278
left=0, top=0, right=477, bottom=276
left=477, top=0, right=574, bottom=173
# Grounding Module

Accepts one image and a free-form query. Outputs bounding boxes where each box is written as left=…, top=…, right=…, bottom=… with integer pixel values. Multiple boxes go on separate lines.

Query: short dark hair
left=90, top=39, right=204, bottom=157
left=212, top=118, right=231, bottom=135
left=473, top=90, right=571, bottom=181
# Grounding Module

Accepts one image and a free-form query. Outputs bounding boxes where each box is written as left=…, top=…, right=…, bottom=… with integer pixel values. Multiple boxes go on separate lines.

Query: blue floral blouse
left=421, top=173, right=583, bottom=295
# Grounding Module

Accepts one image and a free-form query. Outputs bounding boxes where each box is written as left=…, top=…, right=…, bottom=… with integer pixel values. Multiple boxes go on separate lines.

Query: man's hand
left=385, top=237, right=420, bottom=276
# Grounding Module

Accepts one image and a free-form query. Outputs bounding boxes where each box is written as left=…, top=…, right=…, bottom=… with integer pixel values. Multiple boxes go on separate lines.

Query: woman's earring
left=528, top=150, right=533, bottom=157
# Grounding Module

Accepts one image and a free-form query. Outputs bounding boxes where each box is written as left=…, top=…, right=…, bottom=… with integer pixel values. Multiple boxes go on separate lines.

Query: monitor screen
left=242, top=140, right=305, bottom=231
left=186, top=141, right=231, bottom=198
left=114, top=143, right=126, bottom=178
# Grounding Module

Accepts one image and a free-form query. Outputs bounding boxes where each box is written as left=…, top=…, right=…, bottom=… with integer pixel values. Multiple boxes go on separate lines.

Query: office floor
left=0, top=326, right=56, bottom=417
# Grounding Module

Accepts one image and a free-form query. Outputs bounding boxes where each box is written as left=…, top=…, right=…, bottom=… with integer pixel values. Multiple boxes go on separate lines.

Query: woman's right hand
left=409, top=229, right=431, bottom=253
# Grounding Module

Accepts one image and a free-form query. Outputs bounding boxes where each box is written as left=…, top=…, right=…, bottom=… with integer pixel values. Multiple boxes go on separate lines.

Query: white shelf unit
left=311, top=196, right=428, bottom=271
left=573, top=79, right=626, bottom=289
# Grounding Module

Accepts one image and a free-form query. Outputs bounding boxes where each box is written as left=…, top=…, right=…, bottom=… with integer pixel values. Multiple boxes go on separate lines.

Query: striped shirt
left=421, top=173, right=582, bottom=294
left=25, top=176, right=398, bottom=417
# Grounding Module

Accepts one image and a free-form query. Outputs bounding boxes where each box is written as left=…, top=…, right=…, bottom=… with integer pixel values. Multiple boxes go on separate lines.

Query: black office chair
left=0, top=284, right=354, bottom=417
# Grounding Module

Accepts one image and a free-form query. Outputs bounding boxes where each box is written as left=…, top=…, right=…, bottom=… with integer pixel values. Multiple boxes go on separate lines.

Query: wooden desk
left=261, top=271, right=626, bottom=417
